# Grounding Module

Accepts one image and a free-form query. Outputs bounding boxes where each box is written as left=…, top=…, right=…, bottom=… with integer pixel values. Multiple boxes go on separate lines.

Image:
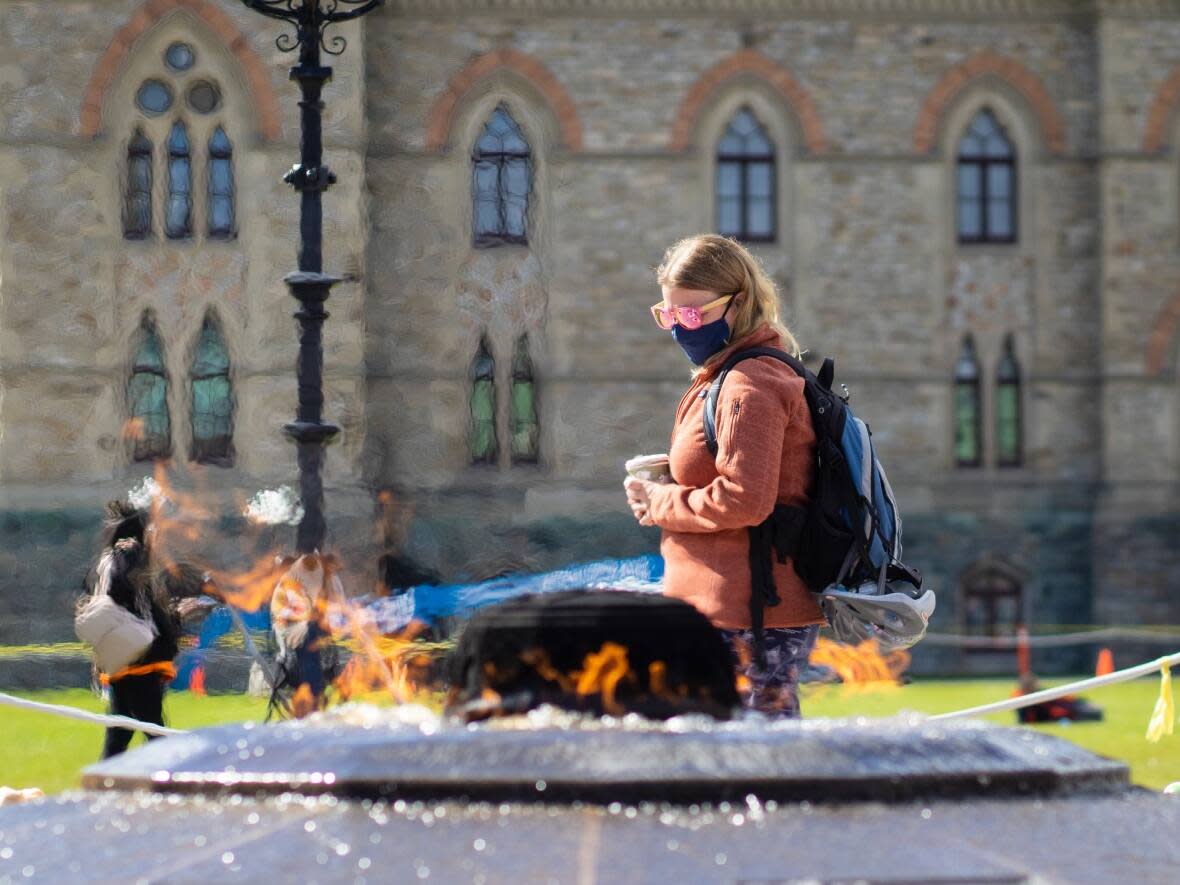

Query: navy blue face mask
left=671, top=300, right=735, bottom=366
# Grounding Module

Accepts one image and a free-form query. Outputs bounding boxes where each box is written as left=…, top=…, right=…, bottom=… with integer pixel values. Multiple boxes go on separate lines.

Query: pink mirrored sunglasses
left=649, top=294, right=734, bottom=331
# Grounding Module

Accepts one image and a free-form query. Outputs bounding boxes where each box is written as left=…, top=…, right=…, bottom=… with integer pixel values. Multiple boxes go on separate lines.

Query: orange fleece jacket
left=646, top=323, right=825, bottom=630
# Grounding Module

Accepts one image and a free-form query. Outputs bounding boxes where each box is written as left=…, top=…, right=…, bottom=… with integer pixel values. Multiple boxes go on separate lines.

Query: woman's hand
left=624, top=476, right=657, bottom=527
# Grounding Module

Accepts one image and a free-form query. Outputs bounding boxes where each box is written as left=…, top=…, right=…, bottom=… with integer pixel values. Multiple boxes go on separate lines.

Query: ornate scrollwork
left=240, top=0, right=384, bottom=55
left=321, top=31, right=349, bottom=55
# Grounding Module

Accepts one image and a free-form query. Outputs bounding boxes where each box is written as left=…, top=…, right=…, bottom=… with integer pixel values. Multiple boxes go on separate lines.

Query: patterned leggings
left=719, top=624, right=821, bottom=718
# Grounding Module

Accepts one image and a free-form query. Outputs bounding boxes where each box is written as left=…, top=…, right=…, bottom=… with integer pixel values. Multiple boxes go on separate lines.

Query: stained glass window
left=472, top=104, right=531, bottom=247
left=716, top=107, right=776, bottom=242
left=188, top=81, right=222, bottom=115
left=127, top=319, right=171, bottom=461
left=123, top=130, right=153, bottom=239
left=510, top=335, right=539, bottom=464
left=136, top=80, right=173, bottom=116
left=207, top=127, right=235, bottom=239
left=470, top=336, right=498, bottom=464
left=954, top=335, right=982, bottom=468
left=164, top=42, right=195, bottom=72
left=957, top=109, right=1017, bottom=244
left=165, top=121, right=192, bottom=239
left=190, top=317, right=233, bottom=465
left=995, top=334, right=1022, bottom=467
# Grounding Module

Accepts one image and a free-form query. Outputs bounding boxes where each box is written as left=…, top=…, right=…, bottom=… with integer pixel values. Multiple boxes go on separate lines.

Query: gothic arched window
left=995, top=333, right=1023, bottom=467
left=716, top=107, right=776, bottom=242
left=962, top=557, right=1025, bottom=640
left=510, top=335, right=539, bottom=464
left=165, top=121, right=192, bottom=239
left=207, top=126, right=235, bottom=239
left=472, top=104, right=531, bottom=247
left=954, top=335, right=983, bottom=468
left=124, top=42, right=234, bottom=243
left=127, top=318, right=171, bottom=461
left=123, top=130, right=153, bottom=239
left=957, top=108, right=1017, bottom=244
left=470, top=336, right=498, bottom=464
left=190, top=317, right=233, bottom=465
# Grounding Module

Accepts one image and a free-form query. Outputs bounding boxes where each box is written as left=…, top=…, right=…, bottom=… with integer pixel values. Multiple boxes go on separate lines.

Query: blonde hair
left=654, top=234, right=800, bottom=372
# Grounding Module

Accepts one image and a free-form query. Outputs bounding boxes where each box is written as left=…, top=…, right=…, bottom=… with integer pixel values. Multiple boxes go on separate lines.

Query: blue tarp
left=172, top=555, right=665, bottom=690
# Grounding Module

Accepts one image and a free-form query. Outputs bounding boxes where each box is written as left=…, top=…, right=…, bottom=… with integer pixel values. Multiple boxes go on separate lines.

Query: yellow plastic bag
left=1145, top=659, right=1175, bottom=743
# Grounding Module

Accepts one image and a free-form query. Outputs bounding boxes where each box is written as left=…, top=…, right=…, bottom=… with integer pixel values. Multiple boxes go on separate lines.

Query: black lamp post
left=235, top=0, right=384, bottom=553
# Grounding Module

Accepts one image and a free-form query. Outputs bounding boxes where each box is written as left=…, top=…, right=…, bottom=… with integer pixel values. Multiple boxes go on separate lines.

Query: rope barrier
left=1, top=627, right=1177, bottom=660
left=930, top=650, right=1180, bottom=722
left=922, top=628, right=1180, bottom=649
left=1, top=645, right=1176, bottom=740
left=0, top=690, right=186, bottom=737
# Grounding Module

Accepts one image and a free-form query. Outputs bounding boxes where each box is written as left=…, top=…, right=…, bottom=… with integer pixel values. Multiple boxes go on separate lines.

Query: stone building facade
left=1, top=0, right=1179, bottom=671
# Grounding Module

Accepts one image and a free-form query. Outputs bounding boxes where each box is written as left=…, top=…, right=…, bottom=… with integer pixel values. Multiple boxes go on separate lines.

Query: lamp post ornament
left=235, top=1, right=384, bottom=553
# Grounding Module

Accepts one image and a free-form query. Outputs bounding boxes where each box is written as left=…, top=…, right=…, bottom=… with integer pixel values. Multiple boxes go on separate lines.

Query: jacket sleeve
left=646, top=363, right=792, bottom=533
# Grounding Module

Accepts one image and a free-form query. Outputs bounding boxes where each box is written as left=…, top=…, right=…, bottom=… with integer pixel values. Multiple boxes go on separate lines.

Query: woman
left=85, top=501, right=182, bottom=758
left=623, top=234, right=824, bottom=718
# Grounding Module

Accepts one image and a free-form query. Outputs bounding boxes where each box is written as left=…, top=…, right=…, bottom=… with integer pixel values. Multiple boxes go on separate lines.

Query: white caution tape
left=932, top=650, right=1180, bottom=722
left=0, top=690, right=186, bottom=737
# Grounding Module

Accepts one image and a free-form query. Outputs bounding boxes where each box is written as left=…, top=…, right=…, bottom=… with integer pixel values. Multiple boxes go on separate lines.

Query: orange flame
left=808, top=637, right=910, bottom=689
left=291, top=683, right=317, bottom=719
left=574, top=642, right=633, bottom=714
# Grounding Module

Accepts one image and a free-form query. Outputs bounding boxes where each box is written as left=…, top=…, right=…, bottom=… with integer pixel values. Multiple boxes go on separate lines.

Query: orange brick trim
left=80, top=0, right=280, bottom=141
left=913, top=50, right=1066, bottom=156
left=425, top=48, right=583, bottom=151
left=1146, top=287, right=1180, bottom=376
left=668, top=48, right=826, bottom=155
left=1143, top=65, right=1180, bottom=153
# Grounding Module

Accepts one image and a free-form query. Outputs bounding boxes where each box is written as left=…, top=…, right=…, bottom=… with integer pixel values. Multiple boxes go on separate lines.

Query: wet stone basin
left=2, top=712, right=1178, bottom=883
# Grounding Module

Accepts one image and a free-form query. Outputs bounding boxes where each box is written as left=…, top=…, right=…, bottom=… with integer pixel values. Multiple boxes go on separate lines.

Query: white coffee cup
left=625, top=454, right=672, bottom=483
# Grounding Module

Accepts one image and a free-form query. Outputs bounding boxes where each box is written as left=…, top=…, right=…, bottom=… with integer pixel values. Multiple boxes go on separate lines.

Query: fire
left=332, top=625, right=446, bottom=706
left=119, top=464, right=453, bottom=716
left=808, top=637, right=910, bottom=689
left=290, top=683, right=316, bottom=718
left=573, top=642, right=633, bottom=715
left=209, top=554, right=291, bottom=613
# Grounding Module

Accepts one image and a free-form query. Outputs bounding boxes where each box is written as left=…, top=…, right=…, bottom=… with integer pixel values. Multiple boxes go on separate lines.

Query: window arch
left=954, top=335, right=983, bottom=468
left=190, top=316, right=234, bottom=465
left=121, top=40, right=235, bottom=243
left=127, top=316, right=171, bottom=462
left=472, top=103, right=531, bottom=247
left=715, top=106, right=776, bottom=242
left=995, top=333, right=1023, bottom=467
left=470, top=336, right=498, bottom=464
left=510, top=335, right=539, bottom=464
left=207, top=126, right=235, bottom=239
left=956, top=108, right=1017, bottom=244
left=166, top=121, right=192, bottom=239
left=961, top=557, right=1025, bottom=641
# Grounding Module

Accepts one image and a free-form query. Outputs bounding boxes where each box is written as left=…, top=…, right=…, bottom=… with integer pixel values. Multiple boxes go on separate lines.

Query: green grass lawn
left=802, top=676, right=1180, bottom=790
left=2, top=678, right=1176, bottom=794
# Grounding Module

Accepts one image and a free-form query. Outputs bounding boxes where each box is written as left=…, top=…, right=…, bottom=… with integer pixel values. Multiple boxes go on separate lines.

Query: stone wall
left=1096, top=11, right=1180, bottom=627
left=1, top=1, right=1178, bottom=671
left=366, top=4, right=1114, bottom=671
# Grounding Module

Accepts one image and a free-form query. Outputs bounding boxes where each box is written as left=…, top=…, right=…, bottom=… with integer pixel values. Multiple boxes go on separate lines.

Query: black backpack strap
left=746, top=502, right=807, bottom=669
left=703, top=347, right=805, bottom=457
left=701, top=348, right=812, bottom=665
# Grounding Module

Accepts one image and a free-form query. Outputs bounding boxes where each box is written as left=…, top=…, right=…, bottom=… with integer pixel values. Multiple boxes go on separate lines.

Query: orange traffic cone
left=1095, top=648, right=1114, bottom=677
